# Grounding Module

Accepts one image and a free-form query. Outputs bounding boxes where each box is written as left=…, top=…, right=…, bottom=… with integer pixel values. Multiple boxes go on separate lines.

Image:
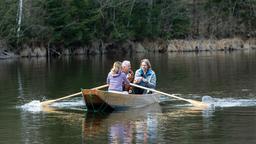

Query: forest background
left=0, top=0, right=256, bottom=56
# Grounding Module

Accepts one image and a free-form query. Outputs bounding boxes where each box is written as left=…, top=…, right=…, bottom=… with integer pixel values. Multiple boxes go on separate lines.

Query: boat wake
left=50, top=100, right=84, bottom=108
left=19, top=99, right=85, bottom=113
left=20, top=100, right=42, bottom=113
left=18, top=96, right=256, bottom=113
left=202, top=96, right=256, bottom=108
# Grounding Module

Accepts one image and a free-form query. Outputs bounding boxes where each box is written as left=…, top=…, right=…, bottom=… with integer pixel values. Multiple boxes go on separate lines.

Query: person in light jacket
left=133, top=59, right=156, bottom=94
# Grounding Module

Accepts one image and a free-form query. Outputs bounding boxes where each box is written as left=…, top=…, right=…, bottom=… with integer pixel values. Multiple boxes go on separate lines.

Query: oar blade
left=40, top=100, right=55, bottom=107
left=187, top=99, right=209, bottom=109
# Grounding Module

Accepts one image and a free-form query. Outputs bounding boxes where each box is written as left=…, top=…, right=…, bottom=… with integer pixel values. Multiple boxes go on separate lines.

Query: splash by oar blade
left=186, top=99, right=209, bottom=109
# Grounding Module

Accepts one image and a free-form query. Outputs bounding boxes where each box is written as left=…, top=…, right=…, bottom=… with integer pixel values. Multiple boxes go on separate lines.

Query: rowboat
left=82, top=89, right=161, bottom=112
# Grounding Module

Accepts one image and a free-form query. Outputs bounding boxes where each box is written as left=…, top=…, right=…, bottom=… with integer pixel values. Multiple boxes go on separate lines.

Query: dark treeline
left=0, top=0, right=255, bottom=50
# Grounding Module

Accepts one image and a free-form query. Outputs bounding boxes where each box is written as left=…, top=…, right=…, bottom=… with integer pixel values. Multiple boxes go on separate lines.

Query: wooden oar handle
left=41, top=84, right=109, bottom=106
left=52, top=84, right=108, bottom=102
left=130, top=83, right=208, bottom=109
left=92, top=84, right=109, bottom=90
left=130, top=83, right=187, bottom=101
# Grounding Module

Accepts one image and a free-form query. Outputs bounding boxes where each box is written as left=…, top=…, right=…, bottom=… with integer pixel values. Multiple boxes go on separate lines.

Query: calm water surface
left=0, top=51, right=256, bottom=144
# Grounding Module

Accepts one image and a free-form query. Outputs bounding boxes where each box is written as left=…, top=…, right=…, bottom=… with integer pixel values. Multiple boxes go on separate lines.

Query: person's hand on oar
left=130, top=83, right=209, bottom=109
left=41, top=84, right=108, bottom=107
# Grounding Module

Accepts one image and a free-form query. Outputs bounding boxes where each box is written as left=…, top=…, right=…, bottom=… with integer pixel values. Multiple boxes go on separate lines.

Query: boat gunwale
left=82, top=89, right=161, bottom=112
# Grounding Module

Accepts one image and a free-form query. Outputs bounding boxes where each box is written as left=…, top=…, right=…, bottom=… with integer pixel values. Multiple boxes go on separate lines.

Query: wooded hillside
left=0, top=0, right=255, bottom=50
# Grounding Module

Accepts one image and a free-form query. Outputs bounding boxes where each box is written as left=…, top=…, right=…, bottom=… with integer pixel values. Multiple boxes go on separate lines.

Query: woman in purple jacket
left=107, top=61, right=130, bottom=93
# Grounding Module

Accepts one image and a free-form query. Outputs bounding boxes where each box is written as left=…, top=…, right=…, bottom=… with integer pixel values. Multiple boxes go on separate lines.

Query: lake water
left=0, top=51, right=256, bottom=144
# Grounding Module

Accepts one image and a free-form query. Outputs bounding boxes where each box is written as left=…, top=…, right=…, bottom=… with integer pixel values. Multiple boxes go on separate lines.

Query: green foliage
left=0, top=0, right=255, bottom=49
left=0, top=0, right=18, bottom=45
left=45, top=0, right=100, bottom=46
left=204, top=0, right=256, bottom=37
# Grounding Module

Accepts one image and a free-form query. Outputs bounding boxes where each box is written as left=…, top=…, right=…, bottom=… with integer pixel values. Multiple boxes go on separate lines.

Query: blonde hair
left=111, top=61, right=122, bottom=74
left=140, top=59, right=151, bottom=69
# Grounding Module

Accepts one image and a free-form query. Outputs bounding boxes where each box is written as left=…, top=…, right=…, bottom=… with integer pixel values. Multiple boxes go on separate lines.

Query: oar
left=41, top=84, right=108, bottom=106
left=130, top=83, right=208, bottom=109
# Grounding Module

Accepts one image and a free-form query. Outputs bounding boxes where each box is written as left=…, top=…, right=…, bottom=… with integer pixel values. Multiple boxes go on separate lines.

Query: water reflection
left=19, top=110, right=84, bottom=144
left=163, top=51, right=256, bottom=96
left=20, top=111, right=45, bottom=144
left=83, top=103, right=161, bottom=144
left=17, top=96, right=256, bottom=144
left=1, top=51, right=256, bottom=143
left=82, top=104, right=220, bottom=144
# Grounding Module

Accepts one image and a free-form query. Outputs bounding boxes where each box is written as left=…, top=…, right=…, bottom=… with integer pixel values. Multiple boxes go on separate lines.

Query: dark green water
left=0, top=51, right=256, bottom=144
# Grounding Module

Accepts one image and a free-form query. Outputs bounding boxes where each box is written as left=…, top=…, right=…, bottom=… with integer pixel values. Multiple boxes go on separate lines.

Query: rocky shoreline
left=1, top=38, right=256, bottom=59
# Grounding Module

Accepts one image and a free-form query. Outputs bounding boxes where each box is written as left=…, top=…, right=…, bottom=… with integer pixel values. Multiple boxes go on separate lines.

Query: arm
left=133, top=69, right=142, bottom=83
left=146, top=72, right=156, bottom=88
left=123, top=73, right=130, bottom=85
left=127, top=70, right=134, bottom=82
left=106, top=73, right=110, bottom=84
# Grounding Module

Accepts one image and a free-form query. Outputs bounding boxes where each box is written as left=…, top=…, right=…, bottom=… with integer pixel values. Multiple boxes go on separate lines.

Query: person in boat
left=107, top=61, right=130, bottom=94
left=133, top=59, right=156, bottom=94
left=121, top=60, right=134, bottom=93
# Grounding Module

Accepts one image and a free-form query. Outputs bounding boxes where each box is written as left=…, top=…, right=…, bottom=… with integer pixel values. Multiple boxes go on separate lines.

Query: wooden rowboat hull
left=82, top=89, right=161, bottom=112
